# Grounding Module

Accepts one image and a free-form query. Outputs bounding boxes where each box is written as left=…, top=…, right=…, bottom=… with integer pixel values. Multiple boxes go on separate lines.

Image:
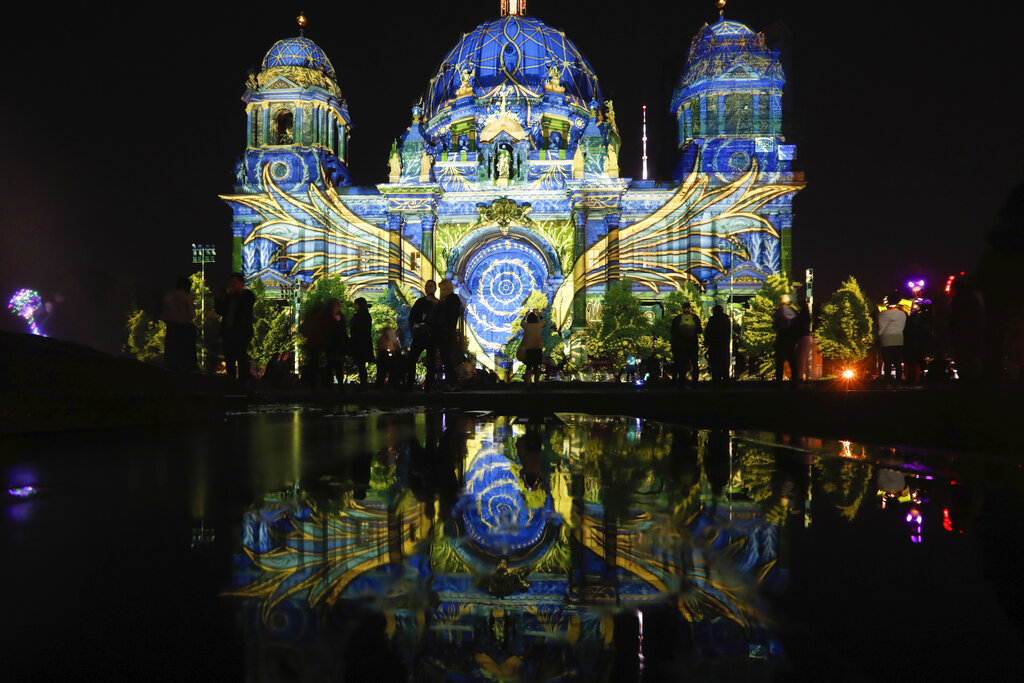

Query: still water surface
left=3, top=408, right=1022, bottom=681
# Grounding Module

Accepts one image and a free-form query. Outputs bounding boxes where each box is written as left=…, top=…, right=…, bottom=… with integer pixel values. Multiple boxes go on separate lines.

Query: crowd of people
left=295, top=278, right=469, bottom=392
left=161, top=271, right=994, bottom=390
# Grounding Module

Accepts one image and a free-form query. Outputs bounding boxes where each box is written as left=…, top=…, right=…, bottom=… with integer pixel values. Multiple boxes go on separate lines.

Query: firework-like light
left=7, top=288, right=45, bottom=336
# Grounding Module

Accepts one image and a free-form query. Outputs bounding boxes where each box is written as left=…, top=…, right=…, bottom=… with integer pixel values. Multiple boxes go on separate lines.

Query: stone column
left=421, top=213, right=436, bottom=277
left=386, top=214, right=404, bottom=285
left=261, top=103, right=270, bottom=146
left=245, top=105, right=254, bottom=148
left=572, top=210, right=587, bottom=328
left=605, top=213, right=621, bottom=286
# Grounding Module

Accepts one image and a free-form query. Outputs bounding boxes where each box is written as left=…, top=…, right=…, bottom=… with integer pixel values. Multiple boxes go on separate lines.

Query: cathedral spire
left=501, top=0, right=527, bottom=17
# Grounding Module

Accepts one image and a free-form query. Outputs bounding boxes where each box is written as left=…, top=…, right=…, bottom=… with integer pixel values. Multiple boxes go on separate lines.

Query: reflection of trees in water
left=815, top=456, right=874, bottom=522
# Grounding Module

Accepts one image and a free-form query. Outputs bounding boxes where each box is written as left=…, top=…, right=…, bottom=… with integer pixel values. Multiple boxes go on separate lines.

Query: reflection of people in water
left=408, top=411, right=464, bottom=524
left=517, top=430, right=545, bottom=491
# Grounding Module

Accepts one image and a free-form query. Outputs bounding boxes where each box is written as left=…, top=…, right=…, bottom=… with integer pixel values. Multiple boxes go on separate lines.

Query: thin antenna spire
left=641, top=105, right=649, bottom=181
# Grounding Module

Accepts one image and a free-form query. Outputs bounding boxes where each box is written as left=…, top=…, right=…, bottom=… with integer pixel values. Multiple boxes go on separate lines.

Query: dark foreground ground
left=2, top=331, right=1020, bottom=456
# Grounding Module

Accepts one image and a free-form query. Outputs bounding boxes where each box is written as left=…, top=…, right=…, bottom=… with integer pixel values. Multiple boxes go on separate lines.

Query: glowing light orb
left=7, top=288, right=45, bottom=336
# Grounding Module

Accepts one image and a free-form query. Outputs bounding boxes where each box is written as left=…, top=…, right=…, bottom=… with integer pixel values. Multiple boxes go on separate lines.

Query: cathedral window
left=275, top=110, right=294, bottom=145
left=724, top=94, right=753, bottom=135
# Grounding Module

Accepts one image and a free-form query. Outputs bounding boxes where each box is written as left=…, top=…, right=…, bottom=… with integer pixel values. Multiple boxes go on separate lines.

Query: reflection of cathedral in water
left=222, top=1, right=802, bottom=368
left=226, top=413, right=792, bottom=679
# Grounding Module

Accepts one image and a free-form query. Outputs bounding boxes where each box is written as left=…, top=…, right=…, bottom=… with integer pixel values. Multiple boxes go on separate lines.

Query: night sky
left=2, top=1, right=1021, bottom=350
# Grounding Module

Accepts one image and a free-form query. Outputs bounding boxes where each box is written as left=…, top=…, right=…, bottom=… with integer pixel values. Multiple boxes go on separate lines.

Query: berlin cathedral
left=222, top=0, right=803, bottom=367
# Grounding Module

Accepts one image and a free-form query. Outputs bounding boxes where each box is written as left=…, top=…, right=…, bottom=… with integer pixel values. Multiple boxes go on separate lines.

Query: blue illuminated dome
left=425, top=15, right=601, bottom=118
left=708, top=17, right=755, bottom=38
left=262, top=36, right=336, bottom=80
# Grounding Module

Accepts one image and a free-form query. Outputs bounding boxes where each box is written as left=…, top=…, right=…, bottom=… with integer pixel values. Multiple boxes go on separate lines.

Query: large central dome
left=424, top=15, right=602, bottom=120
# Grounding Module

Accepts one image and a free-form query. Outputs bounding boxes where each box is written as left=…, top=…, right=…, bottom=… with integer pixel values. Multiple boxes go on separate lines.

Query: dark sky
left=2, top=1, right=1021, bottom=344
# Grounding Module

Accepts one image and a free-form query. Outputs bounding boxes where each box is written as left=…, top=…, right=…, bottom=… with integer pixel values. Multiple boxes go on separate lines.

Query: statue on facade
left=245, top=71, right=258, bottom=91
left=457, top=67, right=474, bottom=97
left=605, top=144, right=619, bottom=178
left=457, top=134, right=470, bottom=152
left=548, top=131, right=562, bottom=151
left=419, top=152, right=434, bottom=183
left=605, top=100, right=619, bottom=135
left=388, top=140, right=402, bottom=182
left=496, top=147, right=512, bottom=179
left=544, top=63, right=564, bottom=93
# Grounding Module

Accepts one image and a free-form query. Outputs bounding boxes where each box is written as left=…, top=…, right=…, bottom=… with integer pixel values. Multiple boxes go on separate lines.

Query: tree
left=125, top=309, right=165, bottom=363
left=739, top=272, right=793, bottom=378
left=815, top=276, right=874, bottom=365
left=302, top=274, right=354, bottom=321
left=595, top=280, right=653, bottom=374
left=375, top=283, right=412, bottom=348
left=248, top=279, right=294, bottom=373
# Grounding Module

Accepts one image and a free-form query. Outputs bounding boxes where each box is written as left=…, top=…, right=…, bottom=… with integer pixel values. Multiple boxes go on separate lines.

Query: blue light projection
left=223, top=7, right=803, bottom=366
left=456, top=441, right=553, bottom=558
left=463, top=239, right=549, bottom=355
left=225, top=414, right=792, bottom=679
left=424, top=15, right=602, bottom=119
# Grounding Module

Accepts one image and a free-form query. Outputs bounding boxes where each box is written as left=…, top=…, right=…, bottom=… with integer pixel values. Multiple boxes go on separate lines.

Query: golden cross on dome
left=717, top=0, right=726, bottom=18
left=501, top=0, right=526, bottom=17
left=297, top=11, right=307, bottom=36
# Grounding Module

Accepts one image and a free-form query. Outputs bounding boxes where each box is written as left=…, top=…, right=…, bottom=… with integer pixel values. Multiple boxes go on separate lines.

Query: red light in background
left=942, top=507, right=953, bottom=532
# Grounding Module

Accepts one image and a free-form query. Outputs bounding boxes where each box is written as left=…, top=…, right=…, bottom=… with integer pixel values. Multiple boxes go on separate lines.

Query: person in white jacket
left=877, top=296, right=908, bottom=384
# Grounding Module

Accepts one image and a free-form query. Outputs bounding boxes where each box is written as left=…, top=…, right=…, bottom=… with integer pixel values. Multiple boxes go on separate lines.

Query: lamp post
left=192, top=244, right=216, bottom=369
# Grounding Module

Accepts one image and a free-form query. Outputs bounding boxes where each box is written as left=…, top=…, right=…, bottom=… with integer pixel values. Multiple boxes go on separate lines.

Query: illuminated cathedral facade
left=222, top=1, right=803, bottom=367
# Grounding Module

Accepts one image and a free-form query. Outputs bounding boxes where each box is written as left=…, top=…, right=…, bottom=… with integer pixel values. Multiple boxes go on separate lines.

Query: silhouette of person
left=214, top=273, right=255, bottom=383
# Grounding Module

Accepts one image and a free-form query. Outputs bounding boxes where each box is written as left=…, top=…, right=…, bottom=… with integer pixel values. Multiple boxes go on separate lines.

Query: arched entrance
left=458, top=234, right=555, bottom=362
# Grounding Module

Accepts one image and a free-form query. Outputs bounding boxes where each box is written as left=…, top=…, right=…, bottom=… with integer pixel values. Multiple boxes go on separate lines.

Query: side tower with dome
left=227, top=15, right=352, bottom=276
left=222, top=2, right=803, bottom=370
left=669, top=8, right=799, bottom=279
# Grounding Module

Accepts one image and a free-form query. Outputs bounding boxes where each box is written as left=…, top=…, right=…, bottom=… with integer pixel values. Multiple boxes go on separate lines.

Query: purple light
left=8, top=486, right=37, bottom=498
left=7, top=288, right=45, bottom=336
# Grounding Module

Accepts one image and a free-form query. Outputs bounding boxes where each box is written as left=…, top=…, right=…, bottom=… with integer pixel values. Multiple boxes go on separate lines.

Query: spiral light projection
left=8, top=289, right=44, bottom=336
left=463, top=239, right=548, bottom=355
left=458, top=446, right=551, bottom=559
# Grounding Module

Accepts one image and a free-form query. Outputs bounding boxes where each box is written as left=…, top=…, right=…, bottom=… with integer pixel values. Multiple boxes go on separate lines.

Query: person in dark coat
left=793, top=288, right=813, bottom=383
left=704, top=304, right=731, bottom=387
left=903, top=302, right=931, bottom=384
left=299, top=300, right=329, bottom=387
left=161, top=276, right=197, bottom=371
left=325, top=298, right=349, bottom=390
left=349, top=297, right=373, bottom=386
left=773, top=294, right=798, bottom=385
left=432, top=279, right=463, bottom=390
left=406, top=280, right=437, bottom=389
left=214, top=273, right=255, bottom=383
left=671, top=301, right=702, bottom=387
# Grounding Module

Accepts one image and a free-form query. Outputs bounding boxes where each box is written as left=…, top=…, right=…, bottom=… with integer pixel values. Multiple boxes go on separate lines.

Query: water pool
left=3, top=408, right=1022, bottom=680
